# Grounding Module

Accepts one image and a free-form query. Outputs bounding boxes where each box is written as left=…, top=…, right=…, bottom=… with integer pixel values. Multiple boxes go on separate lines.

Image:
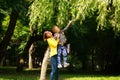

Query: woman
left=43, top=31, right=59, bottom=80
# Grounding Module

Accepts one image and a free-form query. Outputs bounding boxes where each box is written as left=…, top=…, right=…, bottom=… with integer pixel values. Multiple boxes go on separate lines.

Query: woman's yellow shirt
left=47, top=38, right=59, bottom=57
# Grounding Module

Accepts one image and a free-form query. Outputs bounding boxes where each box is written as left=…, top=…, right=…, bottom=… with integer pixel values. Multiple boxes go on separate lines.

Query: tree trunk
left=40, top=47, right=50, bottom=80
left=28, top=43, right=35, bottom=70
left=28, top=52, right=33, bottom=70
left=22, top=36, right=34, bottom=59
left=17, top=35, right=42, bottom=71
left=22, top=35, right=42, bottom=59
left=0, top=9, right=19, bottom=62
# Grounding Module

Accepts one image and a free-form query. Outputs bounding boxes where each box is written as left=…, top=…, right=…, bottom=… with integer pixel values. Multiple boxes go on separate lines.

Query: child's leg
left=62, top=46, right=68, bottom=64
left=57, top=45, right=62, bottom=68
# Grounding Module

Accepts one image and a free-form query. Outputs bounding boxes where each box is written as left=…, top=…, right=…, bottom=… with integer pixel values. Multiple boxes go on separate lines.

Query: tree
left=0, top=9, right=19, bottom=62
left=28, top=43, right=34, bottom=69
left=0, top=0, right=27, bottom=63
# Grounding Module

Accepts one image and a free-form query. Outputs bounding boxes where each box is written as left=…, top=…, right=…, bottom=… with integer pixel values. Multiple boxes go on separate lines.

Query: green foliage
left=0, top=0, right=30, bottom=52
left=2, top=15, right=9, bottom=28
left=5, top=0, right=26, bottom=11
left=28, top=0, right=54, bottom=33
left=13, top=20, right=29, bottom=39
left=96, top=0, right=109, bottom=29
left=70, top=0, right=120, bottom=30
left=13, top=20, right=29, bottom=54
left=114, top=0, right=120, bottom=31
left=28, top=0, right=71, bottom=34
left=28, top=0, right=120, bottom=32
left=1, top=13, right=29, bottom=54
left=70, top=0, right=95, bottom=23
left=57, top=0, right=70, bottom=27
left=0, top=14, right=9, bottom=41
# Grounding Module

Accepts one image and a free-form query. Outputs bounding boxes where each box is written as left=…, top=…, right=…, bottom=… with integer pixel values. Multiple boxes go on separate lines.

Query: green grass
left=59, top=75, right=120, bottom=80
left=0, top=67, right=120, bottom=80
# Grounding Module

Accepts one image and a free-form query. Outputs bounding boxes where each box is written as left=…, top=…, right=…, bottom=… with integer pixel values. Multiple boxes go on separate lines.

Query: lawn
left=0, top=67, right=120, bottom=80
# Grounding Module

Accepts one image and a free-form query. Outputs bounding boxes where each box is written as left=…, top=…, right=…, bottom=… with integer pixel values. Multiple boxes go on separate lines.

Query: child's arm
left=62, top=19, right=75, bottom=32
left=54, top=33, right=60, bottom=40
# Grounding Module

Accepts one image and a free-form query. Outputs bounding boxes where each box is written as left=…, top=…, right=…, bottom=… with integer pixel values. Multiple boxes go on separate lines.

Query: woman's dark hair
left=43, top=31, right=51, bottom=41
left=43, top=31, right=47, bottom=41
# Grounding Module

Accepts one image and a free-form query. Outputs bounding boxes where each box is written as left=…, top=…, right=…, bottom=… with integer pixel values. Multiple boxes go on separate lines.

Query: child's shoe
left=58, top=64, right=62, bottom=68
left=63, top=63, right=70, bottom=68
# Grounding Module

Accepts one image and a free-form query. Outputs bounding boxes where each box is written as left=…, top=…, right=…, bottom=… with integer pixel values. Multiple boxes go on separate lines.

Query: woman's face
left=46, top=31, right=52, bottom=38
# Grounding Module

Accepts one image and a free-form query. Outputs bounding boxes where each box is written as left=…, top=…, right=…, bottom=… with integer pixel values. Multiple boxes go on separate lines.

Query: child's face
left=52, top=26, right=60, bottom=33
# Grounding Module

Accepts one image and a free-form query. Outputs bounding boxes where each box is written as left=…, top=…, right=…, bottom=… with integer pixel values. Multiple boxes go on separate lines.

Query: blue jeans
left=50, top=55, right=58, bottom=80
left=57, top=44, right=67, bottom=65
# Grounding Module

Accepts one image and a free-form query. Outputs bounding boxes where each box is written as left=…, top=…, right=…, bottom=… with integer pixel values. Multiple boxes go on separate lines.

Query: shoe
left=63, top=63, right=70, bottom=68
left=58, top=64, right=62, bottom=68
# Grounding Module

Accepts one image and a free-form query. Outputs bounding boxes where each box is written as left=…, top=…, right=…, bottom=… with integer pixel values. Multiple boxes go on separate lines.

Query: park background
left=0, top=0, right=120, bottom=80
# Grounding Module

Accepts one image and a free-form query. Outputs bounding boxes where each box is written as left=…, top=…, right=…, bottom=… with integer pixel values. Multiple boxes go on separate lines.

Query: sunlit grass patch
left=61, top=76, right=120, bottom=80
left=57, top=73, right=120, bottom=80
left=0, top=67, right=120, bottom=80
left=0, top=73, right=120, bottom=80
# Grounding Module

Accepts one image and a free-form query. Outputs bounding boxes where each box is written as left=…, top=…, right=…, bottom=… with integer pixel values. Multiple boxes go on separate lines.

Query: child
left=52, top=20, right=72, bottom=68
left=43, top=31, right=59, bottom=80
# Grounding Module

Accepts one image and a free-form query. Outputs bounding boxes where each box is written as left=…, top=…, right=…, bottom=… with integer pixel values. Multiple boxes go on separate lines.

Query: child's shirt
left=59, top=32, right=67, bottom=45
left=47, top=37, right=59, bottom=57
left=54, top=26, right=69, bottom=45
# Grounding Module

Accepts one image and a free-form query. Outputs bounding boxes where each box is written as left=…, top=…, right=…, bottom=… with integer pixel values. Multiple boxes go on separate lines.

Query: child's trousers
left=57, top=44, right=67, bottom=65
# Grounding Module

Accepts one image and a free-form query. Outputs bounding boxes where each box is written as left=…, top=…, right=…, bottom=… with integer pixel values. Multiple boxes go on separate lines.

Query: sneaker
left=58, top=64, right=62, bottom=68
left=63, top=63, right=70, bottom=68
